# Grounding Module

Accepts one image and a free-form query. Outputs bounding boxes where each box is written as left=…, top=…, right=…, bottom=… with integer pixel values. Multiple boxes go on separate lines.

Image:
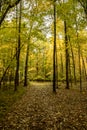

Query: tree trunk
left=60, top=53, right=64, bottom=79
left=24, top=22, right=33, bottom=86
left=69, top=38, right=76, bottom=84
left=14, top=1, right=22, bottom=91
left=75, top=19, right=82, bottom=92
left=56, top=48, right=58, bottom=88
left=0, top=0, right=2, bottom=12
left=53, top=0, right=57, bottom=93
left=24, top=39, right=30, bottom=86
left=81, top=53, right=87, bottom=80
left=78, top=44, right=82, bottom=92
left=69, top=55, right=72, bottom=87
left=64, top=20, right=69, bottom=89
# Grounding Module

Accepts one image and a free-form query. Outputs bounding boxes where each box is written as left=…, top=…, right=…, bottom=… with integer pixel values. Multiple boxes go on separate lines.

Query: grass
left=0, top=85, right=26, bottom=121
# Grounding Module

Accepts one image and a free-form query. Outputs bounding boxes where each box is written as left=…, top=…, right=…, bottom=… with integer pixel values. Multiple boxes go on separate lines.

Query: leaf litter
left=0, top=82, right=87, bottom=130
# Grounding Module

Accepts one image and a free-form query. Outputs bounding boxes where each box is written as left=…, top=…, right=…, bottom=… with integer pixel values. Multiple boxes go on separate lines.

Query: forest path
left=0, top=82, right=87, bottom=130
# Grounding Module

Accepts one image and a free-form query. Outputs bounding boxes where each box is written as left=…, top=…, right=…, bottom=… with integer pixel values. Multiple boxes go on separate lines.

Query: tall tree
left=24, top=26, right=32, bottom=87
left=81, top=52, right=87, bottom=80
left=69, top=37, right=77, bottom=84
left=56, top=48, right=58, bottom=88
left=75, top=21, right=82, bottom=92
left=14, top=1, right=22, bottom=91
left=64, top=20, right=69, bottom=89
left=53, top=0, right=57, bottom=93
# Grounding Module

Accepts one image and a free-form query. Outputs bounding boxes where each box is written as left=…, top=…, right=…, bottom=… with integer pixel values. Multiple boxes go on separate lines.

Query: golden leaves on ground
left=0, top=82, right=87, bottom=130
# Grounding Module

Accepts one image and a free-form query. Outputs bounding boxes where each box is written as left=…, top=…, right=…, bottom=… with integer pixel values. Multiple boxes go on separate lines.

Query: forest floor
left=0, top=82, right=87, bottom=130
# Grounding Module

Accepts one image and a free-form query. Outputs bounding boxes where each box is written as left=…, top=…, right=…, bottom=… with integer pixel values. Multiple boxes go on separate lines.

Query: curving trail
left=0, top=82, right=87, bottom=130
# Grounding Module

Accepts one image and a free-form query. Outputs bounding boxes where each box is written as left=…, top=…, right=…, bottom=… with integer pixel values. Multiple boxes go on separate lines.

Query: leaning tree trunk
left=14, top=1, right=22, bottom=91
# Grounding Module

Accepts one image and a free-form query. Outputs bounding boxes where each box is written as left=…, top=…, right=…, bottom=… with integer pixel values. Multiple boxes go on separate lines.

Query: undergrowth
left=0, top=85, right=26, bottom=121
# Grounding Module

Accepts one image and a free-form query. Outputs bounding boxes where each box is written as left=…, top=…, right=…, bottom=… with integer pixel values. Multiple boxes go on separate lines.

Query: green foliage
left=33, top=75, right=45, bottom=81
left=0, top=0, right=87, bottom=89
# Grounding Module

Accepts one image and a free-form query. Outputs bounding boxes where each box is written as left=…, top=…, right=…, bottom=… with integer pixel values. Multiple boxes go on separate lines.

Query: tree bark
left=60, top=53, right=64, bottom=79
left=78, top=43, right=82, bottom=92
left=14, top=1, right=22, bottom=91
left=53, top=0, right=57, bottom=93
left=69, top=55, right=72, bottom=87
left=75, top=19, right=82, bottom=92
left=81, top=53, right=87, bottom=80
left=64, top=20, right=69, bottom=89
left=56, top=48, right=58, bottom=88
left=69, top=38, right=76, bottom=84
left=24, top=43, right=29, bottom=86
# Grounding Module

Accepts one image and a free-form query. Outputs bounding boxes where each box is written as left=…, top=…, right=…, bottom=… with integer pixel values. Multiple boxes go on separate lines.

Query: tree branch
left=0, top=0, right=21, bottom=25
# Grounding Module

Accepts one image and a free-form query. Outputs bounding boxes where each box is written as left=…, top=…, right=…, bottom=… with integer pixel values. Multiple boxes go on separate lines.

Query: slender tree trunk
left=69, top=39, right=76, bottom=84
left=76, top=27, right=82, bottom=92
left=81, top=53, right=87, bottom=80
left=78, top=43, right=82, bottom=92
left=69, top=55, right=72, bottom=87
left=0, top=0, right=2, bottom=12
left=75, top=20, right=82, bottom=92
left=64, top=20, right=69, bottom=89
left=60, top=53, right=64, bottom=79
left=14, top=1, right=22, bottom=91
left=36, top=51, right=39, bottom=77
left=0, top=44, right=24, bottom=88
left=9, top=70, right=12, bottom=86
left=24, top=39, right=30, bottom=86
left=43, top=47, right=46, bottom=80
left=53, top=0, right=57, bottom=93
left=24, top=23, right=33, bottom=86
left=24, top=44, right=29, bottom=86
left=56, top=48, right=58, bottom=88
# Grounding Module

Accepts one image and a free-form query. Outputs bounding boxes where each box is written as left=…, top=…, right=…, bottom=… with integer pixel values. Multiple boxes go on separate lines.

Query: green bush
left=34, top=75, right=45, bottom=81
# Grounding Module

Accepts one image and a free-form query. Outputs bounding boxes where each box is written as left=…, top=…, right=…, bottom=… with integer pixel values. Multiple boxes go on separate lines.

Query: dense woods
left=0, top=0, right=87, bottom=129
left=0, top=0, right=87, bottom=91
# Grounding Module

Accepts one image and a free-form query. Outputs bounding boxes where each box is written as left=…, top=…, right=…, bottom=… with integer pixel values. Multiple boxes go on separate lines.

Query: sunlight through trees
left=0, top=0, right=87, bottom=92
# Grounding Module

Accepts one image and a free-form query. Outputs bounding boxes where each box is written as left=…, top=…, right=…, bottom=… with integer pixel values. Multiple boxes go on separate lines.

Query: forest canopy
left=0, top=0, right=87, bottom=92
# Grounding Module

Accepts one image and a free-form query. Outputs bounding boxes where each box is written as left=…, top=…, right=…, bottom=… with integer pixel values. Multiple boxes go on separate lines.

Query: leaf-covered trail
left=0, top=82, right=87, bottom=130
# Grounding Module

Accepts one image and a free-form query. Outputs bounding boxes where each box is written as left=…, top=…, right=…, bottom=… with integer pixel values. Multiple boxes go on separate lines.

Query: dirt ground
left=0, top=82, right=87, bottom=130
